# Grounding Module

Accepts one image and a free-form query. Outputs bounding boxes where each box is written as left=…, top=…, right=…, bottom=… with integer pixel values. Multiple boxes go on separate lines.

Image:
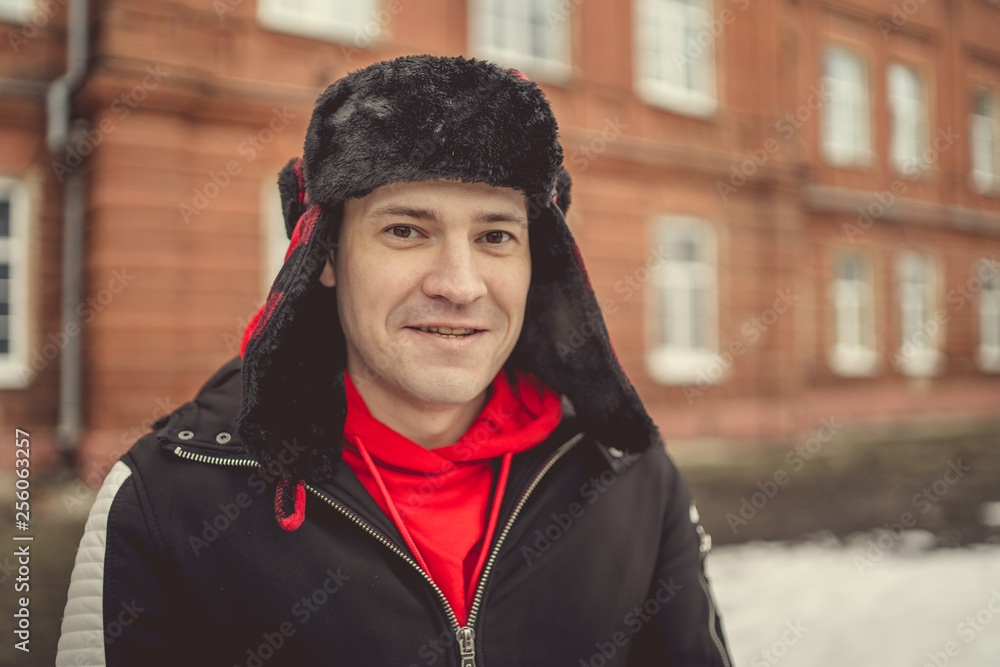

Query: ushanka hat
left=237, top=55, right=660, bottom=521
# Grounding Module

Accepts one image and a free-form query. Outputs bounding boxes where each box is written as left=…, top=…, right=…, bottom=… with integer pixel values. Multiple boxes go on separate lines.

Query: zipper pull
left=457, top=626, right=476, bottom=667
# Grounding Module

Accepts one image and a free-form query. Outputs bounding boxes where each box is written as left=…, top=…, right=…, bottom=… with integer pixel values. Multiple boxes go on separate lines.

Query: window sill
left=0, top=7, right=30, bottom=25
left=0, top=362, right=32, bottom=390
left=646, top=348, right=727, bottom=385
left=970, top=176, right=1000, bottom=197
left=828, top=346, right=880, bottom=377
left=635, top=79, right=716, bottom=119
left=977, top=347, right=1000, bottom=373
left=892, top=348, right=943, bottom=377
left=257, top=9, right=380, bottom=46
left=821, top=148, right=873, bottom=171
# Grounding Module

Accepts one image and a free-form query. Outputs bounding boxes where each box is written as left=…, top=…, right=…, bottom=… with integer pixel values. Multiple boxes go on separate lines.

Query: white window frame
left=645, top=217, right=722, bottom=384
left=977, top=257, right=1000, bottom=372
left=828, top=251, right=879, bottom=377
left=0, top=0, right=33, bottom=25
left=634, top=0, right=717, bottom=118
left=469, top=0, right=572, bottom=83
left=257, top=0, right=379, bottom=45
left=895, top=251, right=942, bottom=377
left=888, top=62, right=929, bottom=177
left=0, top=177, right=31, bottom=389
left=821, top=44, right=872, bottom=168
left=971, top=88, right=999, bottom=193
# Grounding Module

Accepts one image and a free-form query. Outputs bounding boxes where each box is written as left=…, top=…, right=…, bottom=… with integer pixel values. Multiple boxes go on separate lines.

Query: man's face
left=320, top=179, right=531, bottom=408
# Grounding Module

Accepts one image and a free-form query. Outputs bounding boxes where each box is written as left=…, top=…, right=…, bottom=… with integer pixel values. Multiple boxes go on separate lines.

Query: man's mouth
left=409, top=326, right=481, bottom=338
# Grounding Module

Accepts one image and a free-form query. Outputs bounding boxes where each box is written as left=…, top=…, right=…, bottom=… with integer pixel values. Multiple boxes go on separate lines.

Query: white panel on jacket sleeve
left=56, top=460, right=133, bottom=667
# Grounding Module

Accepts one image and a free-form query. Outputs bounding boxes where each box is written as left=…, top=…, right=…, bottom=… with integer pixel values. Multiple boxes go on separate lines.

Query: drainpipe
left=46, top=0, right=89, bottom=455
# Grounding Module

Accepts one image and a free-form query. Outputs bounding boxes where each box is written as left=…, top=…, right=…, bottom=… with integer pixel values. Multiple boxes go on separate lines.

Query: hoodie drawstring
left=353, top=434, right=514, bottom=615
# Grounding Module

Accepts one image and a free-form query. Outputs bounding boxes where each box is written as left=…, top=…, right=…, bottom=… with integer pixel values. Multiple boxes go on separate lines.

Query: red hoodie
left=341, top=368, right=562, bottom=626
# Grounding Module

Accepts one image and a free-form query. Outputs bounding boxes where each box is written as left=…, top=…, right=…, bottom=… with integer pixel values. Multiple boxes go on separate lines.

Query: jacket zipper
left=172, top=432, right=585, bottom=667
left=696, top=525, right=731, bottom=667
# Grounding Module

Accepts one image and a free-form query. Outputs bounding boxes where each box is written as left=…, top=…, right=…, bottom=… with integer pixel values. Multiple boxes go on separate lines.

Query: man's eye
left=390, top=226, right=415, bottom=238
left=482, top=231, right=512, bottom=244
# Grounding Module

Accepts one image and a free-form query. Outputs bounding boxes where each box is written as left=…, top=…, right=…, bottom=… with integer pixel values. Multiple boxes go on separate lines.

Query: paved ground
left=708, top=538, right=1000, bottom=667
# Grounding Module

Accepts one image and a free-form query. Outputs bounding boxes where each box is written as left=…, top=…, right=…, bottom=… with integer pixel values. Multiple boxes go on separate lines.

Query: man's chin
left=396, top=368, right=495, bottom=407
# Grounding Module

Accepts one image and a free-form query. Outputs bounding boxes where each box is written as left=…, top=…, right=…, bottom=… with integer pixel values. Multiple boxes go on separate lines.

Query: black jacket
left=57, top=357, right=731, bottom=667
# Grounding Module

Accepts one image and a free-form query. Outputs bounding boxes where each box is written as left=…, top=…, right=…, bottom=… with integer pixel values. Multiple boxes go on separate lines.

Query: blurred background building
left=3, top=1, right=1000, bottom=664
left=2, top=0, right=998, bottom=471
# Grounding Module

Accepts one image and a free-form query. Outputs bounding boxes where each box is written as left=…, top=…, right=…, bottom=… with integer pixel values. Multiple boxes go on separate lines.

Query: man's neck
left=349, top=376, right=489, bottom=450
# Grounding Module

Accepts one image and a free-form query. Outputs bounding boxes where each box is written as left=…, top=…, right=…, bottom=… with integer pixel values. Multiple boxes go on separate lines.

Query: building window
left=634, top=0, right=716, bottom=117
left=0, top=0, right=33, bottom=24
left=470, top=0, right=571, bottom=82
left=829, top=251, right=878, bottom=377
left=646, top=218, right=720, bottom=384
left=821, top=45, right=872, bottom=167
left=978, top=259, right=1000, bottom=372
left=894, top=251, right=942, bottom=376
left=971, top=88, right=999, bottom=193
left=257, top=0, right=378, bottom=44
left=888, top=62, right=929, bottom=177
left=0, top=178, right=29, bottom=388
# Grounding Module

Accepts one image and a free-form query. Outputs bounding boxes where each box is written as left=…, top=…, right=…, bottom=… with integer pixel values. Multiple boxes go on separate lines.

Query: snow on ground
left=705, top=538, right=1000, bottom=667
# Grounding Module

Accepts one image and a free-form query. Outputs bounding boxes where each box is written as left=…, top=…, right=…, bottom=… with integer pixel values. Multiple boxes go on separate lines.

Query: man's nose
left=421, top=238, right=488, bottom=305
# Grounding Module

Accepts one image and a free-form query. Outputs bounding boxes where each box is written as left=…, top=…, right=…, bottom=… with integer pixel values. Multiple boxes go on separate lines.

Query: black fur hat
left=237, top=55, right=659, bottom=501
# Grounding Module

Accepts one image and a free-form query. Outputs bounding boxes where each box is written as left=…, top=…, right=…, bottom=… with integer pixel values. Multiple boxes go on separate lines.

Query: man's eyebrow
left=473, top=210, right=528, bottom=228
left=367, top=204, right=528, bottom=227
left=367, top=204, right=438, bottom=222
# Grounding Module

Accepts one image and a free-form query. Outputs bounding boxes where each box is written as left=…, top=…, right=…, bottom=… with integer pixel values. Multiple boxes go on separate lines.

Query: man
left=57, top=55, right=731, bottom=666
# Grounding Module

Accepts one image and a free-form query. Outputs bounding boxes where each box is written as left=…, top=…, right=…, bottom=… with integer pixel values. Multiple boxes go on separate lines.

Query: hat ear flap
left=238, top=204, right=347, bottom=484
left=512, top=200, right=660, bottom=455
left=277, top=157, right=308, bottom=239
left=554, top=166, right=572, bottom=216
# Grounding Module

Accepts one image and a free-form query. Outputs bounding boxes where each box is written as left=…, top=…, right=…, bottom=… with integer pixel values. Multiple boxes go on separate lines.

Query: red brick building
left=2, top=0, right=999, bottom=476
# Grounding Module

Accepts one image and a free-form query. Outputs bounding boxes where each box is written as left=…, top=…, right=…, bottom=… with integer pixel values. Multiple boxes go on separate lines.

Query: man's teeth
left=420, top=326, right=476, bottom=336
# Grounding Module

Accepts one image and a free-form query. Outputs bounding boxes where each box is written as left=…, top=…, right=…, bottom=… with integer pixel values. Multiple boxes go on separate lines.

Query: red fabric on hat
left=342, top=368, right=562, bottom=626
